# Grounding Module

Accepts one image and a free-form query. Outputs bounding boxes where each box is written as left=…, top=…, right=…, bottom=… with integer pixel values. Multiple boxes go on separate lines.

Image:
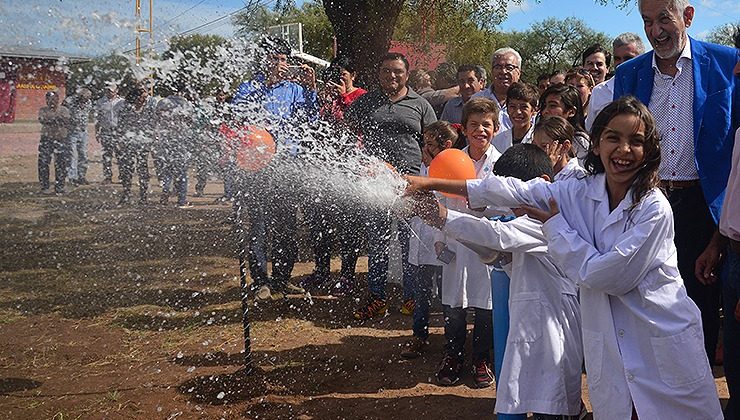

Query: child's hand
left=403, top=175, right=429, bottom=195
left=434, top=241, right=446, bottom=256
left=518, top=197, right=560, bottom=223
left=545, top=141, right=565, bottom=166
left=411, top=191, right=447, bottom=228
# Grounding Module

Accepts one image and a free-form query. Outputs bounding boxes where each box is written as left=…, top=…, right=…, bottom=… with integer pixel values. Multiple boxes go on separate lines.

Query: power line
left=120, top=1, right=261, bottom=55
left=161, top=0, right=210, bottom=28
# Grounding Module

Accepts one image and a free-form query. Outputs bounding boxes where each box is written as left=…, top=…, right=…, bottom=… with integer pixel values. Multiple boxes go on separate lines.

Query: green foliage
left=67, top=54, right=137, bottom=99
left=163, top=34, right=227, bottom=63
left=501, top=17, right=611, bottom=83
left=157, top=33, right=229, bottom=97
left=393, top=2, right=504, bottom=72
left=233, top=0, right=334, bottom=60
left=707, top=21, right=740, bottom=47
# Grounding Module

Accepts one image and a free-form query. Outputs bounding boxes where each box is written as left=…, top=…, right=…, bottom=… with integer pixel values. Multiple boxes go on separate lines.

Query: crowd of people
left=34, top=0, right=740, bottom=418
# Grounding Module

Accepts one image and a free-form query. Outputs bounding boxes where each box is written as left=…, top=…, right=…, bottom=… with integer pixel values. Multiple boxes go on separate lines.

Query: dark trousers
left=306, top=203, right=362, bottom=280
left=412, top=264, right=442, bottom=339
left=234, top=182, right=298, bottom=289
left=444, top=305, right=493, bottom=364
left=666, top=185, right=721, bottom=364
left=724, top=246, right=740, bottom=420
left=38, top=135, right=70, bottom=191
left=99, top=131, right=117, bottom=181
left=119, top=143, right=150, bottom=199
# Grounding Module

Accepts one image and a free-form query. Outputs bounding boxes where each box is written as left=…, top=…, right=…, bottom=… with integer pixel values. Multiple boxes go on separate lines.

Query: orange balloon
left=428, top=149, right=476, bottom=198
left=220, top=124, right=276, bottom=172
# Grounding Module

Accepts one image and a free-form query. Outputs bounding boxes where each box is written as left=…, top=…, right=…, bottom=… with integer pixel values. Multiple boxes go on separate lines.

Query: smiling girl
left=406, top=96, right=722, bottom=419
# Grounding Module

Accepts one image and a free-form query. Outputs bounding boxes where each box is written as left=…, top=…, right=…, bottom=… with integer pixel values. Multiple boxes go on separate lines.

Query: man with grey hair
left=611, top=0, right=738, bottom=417
left=64, top=87, right=93, bottom=185
left=473, top=47, right=522, bottom=130
left=440, top=64, right=486, bottom=124
left=584, top=32, right=645, bottom=130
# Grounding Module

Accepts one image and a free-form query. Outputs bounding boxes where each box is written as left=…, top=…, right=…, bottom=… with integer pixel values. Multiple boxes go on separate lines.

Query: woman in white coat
left=408, top=97, right=722, bottom=419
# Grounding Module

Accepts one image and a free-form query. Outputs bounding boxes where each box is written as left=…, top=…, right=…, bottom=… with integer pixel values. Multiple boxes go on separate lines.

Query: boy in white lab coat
left=435, top=98, right=501, bottom=388
left=415, top=144, right=584, bottom=417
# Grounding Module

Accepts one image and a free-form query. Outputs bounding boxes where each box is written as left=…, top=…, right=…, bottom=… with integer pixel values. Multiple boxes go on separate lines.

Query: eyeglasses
left=492, top=64, right=519, bottom=73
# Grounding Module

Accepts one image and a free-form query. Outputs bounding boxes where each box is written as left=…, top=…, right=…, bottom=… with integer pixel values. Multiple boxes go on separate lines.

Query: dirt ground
left=0, top=125, right=729, bottom=419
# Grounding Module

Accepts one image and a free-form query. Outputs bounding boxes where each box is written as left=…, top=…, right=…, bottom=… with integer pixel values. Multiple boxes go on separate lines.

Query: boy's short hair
left=461, top=97, right=499, bottom=129
left=493, top=143, right=554, bottom=181
left=380, top=52, right=410, bottom=70
left=506, top=82, right=539, bottom=108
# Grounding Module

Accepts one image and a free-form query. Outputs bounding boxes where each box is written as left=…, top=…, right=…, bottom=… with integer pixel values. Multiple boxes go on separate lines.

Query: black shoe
left=78, top=178, right=89, bottom=185
left=118, top=194, right=131, bottom=206
left=436, top=355, right=462, bottom=386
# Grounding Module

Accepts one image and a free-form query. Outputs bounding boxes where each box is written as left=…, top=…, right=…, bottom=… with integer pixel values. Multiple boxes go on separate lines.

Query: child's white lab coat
left=445, top=212, right=583, bottom=416
left=553, top=158, right=586, bottom=182
left=408, top=164, right=443, bottom=266
left=439, top=145, right=500, bottom=309
left=466, top=173, right=722, bottom=420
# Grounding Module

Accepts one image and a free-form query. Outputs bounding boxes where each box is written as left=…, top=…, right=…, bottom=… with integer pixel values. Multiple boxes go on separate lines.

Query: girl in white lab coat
left=402, top=121, right=458, bottom=359
left=407, top=96, right=723, bottom=419
left=531, top=115, right=587, bottom=182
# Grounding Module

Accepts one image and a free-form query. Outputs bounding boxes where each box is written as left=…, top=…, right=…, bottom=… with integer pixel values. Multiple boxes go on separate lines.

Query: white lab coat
left=445, top=212, right=583, bottom=416
left=553, top=158, right=587, bottom=182
left=440, top=144, right=501, bottom=309
left=491, top=126, right=534, bottom=154
left=408, top=164, right=443, bottom=266
left=466, top=173, right=722, bottom=420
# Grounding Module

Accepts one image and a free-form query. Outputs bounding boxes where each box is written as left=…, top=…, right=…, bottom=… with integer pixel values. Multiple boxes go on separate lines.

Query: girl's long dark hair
left=584, top=96, right=661, bottom=208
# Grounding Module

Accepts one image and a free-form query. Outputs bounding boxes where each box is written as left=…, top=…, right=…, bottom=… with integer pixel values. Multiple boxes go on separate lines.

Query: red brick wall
left=1, top=57, right=67, bottom=122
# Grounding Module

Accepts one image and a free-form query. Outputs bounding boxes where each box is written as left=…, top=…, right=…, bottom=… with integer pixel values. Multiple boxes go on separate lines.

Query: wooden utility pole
left=135, top=0, right=153, bottom=65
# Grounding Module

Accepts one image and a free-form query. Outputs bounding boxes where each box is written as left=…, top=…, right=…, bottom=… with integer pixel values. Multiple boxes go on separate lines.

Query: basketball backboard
left=266, top=23, right=303, bottom=54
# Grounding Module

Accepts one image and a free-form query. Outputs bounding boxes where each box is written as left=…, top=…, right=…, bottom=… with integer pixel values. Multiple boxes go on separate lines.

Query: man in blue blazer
left=613, top=0, right=739, bottom=371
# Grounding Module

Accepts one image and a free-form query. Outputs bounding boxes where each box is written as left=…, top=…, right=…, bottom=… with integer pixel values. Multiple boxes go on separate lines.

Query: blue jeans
left=412, top=264, right=441, bottom=339
left=158, top=152, right=189, bottom=205
left=67, top=130, right=88, bottom=181
left=724, top=246, right=740, bottom=420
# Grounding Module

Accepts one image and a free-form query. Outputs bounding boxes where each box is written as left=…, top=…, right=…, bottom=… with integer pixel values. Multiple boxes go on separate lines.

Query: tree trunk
left=322, top=0, right=405, bottom=90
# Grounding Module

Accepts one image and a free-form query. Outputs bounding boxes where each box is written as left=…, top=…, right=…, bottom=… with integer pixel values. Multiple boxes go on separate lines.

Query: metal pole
left=233, top=193, right=253, bottom=374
